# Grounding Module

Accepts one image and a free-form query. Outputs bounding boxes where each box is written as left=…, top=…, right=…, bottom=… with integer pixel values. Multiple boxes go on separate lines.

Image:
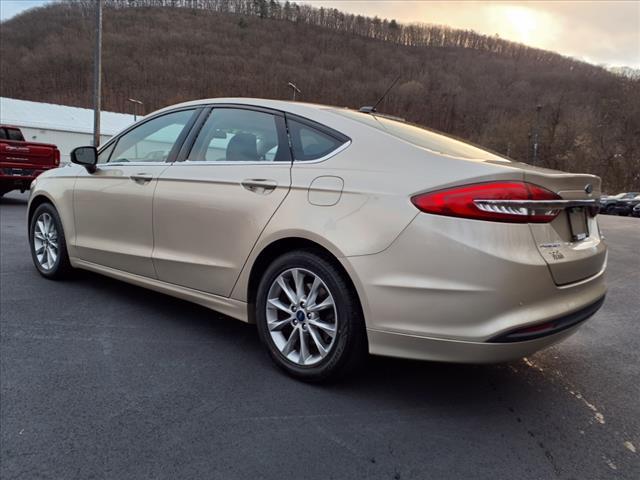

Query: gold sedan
left=28, top=98, right=607, bottom=381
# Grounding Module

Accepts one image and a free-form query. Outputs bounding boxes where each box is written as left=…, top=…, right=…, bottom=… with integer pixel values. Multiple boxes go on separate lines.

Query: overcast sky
left=2, top=0, right=638, bottom=68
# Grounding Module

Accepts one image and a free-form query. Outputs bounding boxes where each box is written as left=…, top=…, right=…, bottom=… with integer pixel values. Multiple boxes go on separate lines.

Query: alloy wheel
left=33, top=212, right=59, bottom=271
left=266, top=268, right=338, bottom=366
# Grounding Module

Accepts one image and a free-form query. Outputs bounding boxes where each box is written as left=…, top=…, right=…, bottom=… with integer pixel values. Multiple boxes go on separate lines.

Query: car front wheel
left=29, top=203, right=72, bottom=279
left=256, top=250, right=367, bottom=382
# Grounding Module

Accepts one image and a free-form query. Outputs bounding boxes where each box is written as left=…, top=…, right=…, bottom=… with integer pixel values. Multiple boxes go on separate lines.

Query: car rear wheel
left=256, top=250, right=367, bottom=382
left=29, top=203, right=72, bottom=279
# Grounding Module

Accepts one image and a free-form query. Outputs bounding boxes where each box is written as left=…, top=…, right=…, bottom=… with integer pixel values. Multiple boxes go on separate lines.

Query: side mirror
left=71, top=146, right=98, bottom=173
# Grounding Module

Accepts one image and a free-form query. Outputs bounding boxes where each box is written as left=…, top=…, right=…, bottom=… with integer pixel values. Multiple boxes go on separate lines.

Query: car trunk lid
left=520, top=166, right=606, bottom=285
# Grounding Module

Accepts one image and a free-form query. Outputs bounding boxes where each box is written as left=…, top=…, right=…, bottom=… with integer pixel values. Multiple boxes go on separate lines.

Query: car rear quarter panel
left=347, top=212, right=607, bottom=342
left=231, top=117, right=532, bottom=304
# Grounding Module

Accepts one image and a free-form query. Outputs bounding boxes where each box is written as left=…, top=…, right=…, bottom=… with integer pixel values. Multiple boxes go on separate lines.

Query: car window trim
left=178, top=105, right=292, bottom=165
left=98, top=106, right=202, bottom=164
left=97, top=161, right=170, bottom=168
left=286, top=140, right=352, bottom=165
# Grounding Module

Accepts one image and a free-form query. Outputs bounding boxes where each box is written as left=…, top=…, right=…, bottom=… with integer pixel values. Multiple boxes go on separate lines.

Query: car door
left=73, top=108, right=198, bottom=277
left=152, top=106, right=292, bottom=296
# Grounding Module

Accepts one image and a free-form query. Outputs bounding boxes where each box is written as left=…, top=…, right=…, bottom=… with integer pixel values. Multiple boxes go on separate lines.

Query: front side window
left=188, top=108, right=287, bottom=162
left=287, top=119, right=347, bottom=161
left=108, top=109, right=195, bottom=163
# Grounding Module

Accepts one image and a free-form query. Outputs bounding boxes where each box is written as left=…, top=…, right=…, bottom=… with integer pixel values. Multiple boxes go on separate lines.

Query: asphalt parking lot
left=1, top=191, right=638, bottom=480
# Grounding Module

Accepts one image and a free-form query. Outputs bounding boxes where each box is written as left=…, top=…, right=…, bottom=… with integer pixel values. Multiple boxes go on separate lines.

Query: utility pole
left=532, top=104, right=542, bottom=166
left=287, top=82, right=301, bottom=101
left=128, top=98, right=144, bottom=122
left=92, top=0, right=102, bottom=147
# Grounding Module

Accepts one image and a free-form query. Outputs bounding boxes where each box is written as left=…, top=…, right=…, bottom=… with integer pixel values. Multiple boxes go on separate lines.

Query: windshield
left=332, top=109, right=510, bottom=162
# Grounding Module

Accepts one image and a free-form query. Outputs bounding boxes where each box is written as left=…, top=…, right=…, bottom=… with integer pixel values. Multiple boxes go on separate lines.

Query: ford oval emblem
left=584, top=184, right=593, bottom=194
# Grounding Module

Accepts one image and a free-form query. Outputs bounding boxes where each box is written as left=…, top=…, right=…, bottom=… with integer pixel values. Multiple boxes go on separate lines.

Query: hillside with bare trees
left=1, top=0, right=638, bottom=191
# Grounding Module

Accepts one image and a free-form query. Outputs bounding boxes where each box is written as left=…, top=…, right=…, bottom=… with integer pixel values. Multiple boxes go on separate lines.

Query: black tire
left=255, top=250, right=367, bottom=382
left=29, top=203, right=73, bottom=279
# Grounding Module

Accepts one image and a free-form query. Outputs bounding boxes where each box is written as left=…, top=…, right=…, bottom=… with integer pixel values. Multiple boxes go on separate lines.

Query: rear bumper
left=367, top=320, right=590, bottom=363
left=343, top=213, right=607, bottom=362
left=0, top=176, right=33, bottom=191
left=0, top=166, right=53, bottom=190
left=488, top=295, right=605, bottom=343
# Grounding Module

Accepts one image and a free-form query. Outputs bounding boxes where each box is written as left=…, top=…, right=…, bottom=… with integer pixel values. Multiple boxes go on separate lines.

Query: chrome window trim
left=97, top=161, right=170, bottom=167
left=181, top=160, right=292, bottom=166
left=178, top=140, right=351, bottom=166
left=291, top=140, right=352, bottom=165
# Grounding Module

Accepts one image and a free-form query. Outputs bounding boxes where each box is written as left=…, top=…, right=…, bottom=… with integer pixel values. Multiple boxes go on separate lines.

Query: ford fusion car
left=27, top=98, right=607, bottom=381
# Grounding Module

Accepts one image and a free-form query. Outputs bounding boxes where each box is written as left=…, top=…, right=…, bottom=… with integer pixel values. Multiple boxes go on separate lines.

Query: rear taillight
left=411, top=181, right=562, bottom=223
left=54, top=149, right=60, bottom=166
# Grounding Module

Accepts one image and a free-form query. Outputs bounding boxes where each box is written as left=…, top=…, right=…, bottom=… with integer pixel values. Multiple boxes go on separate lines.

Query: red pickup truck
left=0, top=125, right=60, bottom=197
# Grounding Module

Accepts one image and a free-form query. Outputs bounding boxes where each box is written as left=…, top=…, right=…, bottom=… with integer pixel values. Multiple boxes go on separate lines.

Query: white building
left=0, top=97, right=136, bottom=163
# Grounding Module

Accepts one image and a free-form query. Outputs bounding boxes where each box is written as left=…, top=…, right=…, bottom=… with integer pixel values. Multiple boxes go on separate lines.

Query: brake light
left=411, top=181, right=562, bottom=223
left=54, top=149, right=60, bottom=166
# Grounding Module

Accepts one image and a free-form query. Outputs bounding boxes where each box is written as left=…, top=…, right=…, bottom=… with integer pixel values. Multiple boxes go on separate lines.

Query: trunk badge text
left=539, top=242, right=565, bottom=260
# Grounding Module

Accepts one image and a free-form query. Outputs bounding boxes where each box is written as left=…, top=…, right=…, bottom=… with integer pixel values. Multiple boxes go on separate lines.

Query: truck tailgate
left=0, top=141, right=59, bottom=167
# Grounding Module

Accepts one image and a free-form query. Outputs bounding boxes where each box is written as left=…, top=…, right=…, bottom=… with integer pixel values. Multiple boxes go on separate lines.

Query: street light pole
left=532, top=104, right=542, bottom=166
left=287, top=82, right=301, bottom=101
left=128, top=98, right=144, bottom=122
left=92, top=0, right=102, bottom=147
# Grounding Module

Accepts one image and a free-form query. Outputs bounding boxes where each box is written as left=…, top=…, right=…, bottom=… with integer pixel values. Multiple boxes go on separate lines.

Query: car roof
left=151, top=97, right=335, bottom=118
left=148, top=97, right=513, bottom=163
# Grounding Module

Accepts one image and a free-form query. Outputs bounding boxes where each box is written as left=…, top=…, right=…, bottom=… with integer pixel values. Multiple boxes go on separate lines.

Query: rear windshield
left=332, top=109, right=510, bottom=162
left=6, top=128, right=24, bottom=141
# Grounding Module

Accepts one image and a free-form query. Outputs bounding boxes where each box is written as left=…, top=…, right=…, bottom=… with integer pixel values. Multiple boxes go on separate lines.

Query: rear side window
left=287, top=118, right=348, bottom=161
left=0, top=129, right=6, bottom=140
left=188, top=108, right=288, bottom=162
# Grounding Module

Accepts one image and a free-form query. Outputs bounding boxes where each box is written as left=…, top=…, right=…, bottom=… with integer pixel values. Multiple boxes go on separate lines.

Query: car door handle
left=130, top=174, right=153, bottom=184
left=241, top=179, right=277, bottom=194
